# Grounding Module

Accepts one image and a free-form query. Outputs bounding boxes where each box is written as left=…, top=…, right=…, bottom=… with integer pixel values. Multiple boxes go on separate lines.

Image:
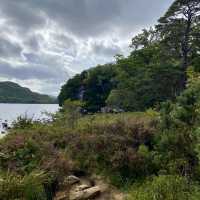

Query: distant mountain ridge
left=0, top=81, right=57, bottom=104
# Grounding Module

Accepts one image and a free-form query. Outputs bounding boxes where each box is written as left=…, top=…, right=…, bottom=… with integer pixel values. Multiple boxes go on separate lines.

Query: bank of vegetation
left=0, top=0, right=200, bottom=199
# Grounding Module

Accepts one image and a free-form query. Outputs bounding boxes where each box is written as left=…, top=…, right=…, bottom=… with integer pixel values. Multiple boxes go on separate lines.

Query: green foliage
left=128, top=175, right=200, bottom=200
left=58, top=73, right=84, bottom=106
left=160, top=69, right=200, bottom=129
left=2, top=79, right=200, bottom=196
left=157, top=0, right=200, bottom=88
left=58, top=64, right=117, bottom=112
left=12, top=116, right=35, bottom=130
left=153, top=69, right=200, bottom=177
left=62, top=99, right=83, bottom=128
left=58, top=0, right=200, bottom=113
left=106, top=89, right=134, bottom=110
left=0, top=171, right=48, bottom=200
left=2, top=1, right=200, bottom=198
left=130, top=27, right=160, bottom=50
left=22, top=171, right=49, bottom=200
left=59, top=44, right=183, bottom=112
left=66, top=113, right=158, bottom=186
left=0, top=112, right=157, bottom=188
left=110, top=45, right=183, bottom=111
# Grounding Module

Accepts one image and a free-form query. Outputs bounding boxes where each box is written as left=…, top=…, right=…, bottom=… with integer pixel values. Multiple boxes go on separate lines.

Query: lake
left=0, top=104, right=59, bottom=135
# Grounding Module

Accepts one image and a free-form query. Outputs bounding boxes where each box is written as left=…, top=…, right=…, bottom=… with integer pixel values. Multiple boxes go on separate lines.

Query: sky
left=0, top=0, right=174, bottom=96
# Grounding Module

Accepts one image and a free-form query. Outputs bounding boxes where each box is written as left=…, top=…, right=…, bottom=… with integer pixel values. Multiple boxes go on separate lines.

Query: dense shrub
left=0, top=112, right=158, bottom=188
left=2, top=74, right=200, bottom=196
left=0, top=171, right=48, bottom=200
left=11, top=115, right=36, bottom=130
left=62, top=113, right=158, bottom=186
left=128, top=175, right=200, bottom=200
left=152, top=70, right=200, bottom=178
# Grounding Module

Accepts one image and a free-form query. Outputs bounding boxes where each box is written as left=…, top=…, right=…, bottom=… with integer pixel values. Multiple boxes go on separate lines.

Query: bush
left=128, top=175, right=200, bottom=200
left=0, top=112, right=158, bottom=189
left=12, top=115, right=35, bottom=130
left=59, top=100, right=83, bottom=129
left=154, top=70, right=200, bottom=178
left=0, top=171, right=48, bottom=200
left=65, top=113, right=157, bottom=186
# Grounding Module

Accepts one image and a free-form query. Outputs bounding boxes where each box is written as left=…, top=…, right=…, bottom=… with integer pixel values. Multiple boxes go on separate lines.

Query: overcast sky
left=0, top=0, right=174, bottom=96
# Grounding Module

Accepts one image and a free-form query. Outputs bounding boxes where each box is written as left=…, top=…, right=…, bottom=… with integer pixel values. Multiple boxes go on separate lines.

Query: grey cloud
left=41, top=0, right=122, bottom=37
left=38, top=80, right=66, bottom=96
left=24, top=35, right=41, bottom=51
left=0, top=0, right=174, bottom=37
left=0, top=37, right=22, bottom=58
left=23, top=52, right=68, bottom=69
left=92, top=42, right=122, bottom=57
left=23, top=53, right=41, bottom=64
left=0, top=60, right=69, bottom=81
left=0, top=0, right=174, bottom=95
left=33, top=0, right=170, bottom=37
left=51, top=33, right=78, bottom=57
left=0, top=0, right=46, bottom=33
left=9, top=0, right=121, bottom=37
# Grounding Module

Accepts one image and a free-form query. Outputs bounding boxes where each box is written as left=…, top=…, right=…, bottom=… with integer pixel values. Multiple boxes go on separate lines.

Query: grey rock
left=70, top=186, right=101, bottom=200
left=65, top=175, right=80, bottom=185
left=74, top=184, right=90, bottom=192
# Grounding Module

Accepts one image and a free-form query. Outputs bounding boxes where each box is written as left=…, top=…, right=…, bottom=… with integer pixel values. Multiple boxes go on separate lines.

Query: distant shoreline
left=0, top=102, right=58, bottom=105
left=0, top=81, right=58, bottom=105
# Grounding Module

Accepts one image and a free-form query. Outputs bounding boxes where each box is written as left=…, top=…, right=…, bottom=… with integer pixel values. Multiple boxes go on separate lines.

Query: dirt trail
left=54, top=175, right=126, bottom=200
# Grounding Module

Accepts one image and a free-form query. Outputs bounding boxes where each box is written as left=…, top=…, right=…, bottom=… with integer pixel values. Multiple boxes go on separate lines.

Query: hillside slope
left=0, top=81, right=57, bottom=104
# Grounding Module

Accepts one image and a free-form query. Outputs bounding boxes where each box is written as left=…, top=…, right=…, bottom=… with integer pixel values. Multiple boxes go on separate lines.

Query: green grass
left=127, top=175, right=200, bottom=200
left=0, top=170, right=49, bottom=200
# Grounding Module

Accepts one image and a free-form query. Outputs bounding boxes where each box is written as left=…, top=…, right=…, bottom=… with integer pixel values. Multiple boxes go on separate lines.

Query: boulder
left=75, top=184, right=90, bottom=192
left=65, top=175, right=80, bottom=185
left=70, top=186, right=101, bottom=200
left=54, top=191, right=68, bottom=200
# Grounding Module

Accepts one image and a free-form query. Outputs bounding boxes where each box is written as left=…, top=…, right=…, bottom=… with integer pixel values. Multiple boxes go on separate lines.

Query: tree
left=82, top=64, right=117, bottom=112
left=130, top=28, right=160, bottom=50
left=158, top=0, right=200, bottom=88
left=58, top=72, right=87, bottom=106
left=58, top=64, right=117, bottom=112
left=108, top=45, right=183, bottom=111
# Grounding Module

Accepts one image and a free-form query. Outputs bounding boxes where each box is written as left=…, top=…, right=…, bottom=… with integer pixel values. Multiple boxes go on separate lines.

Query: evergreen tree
left=158, top=0, right=200, bottom=88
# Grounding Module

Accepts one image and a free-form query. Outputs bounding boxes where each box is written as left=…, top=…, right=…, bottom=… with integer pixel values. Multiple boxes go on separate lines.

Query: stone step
left=70, top=186, right=101, bottom=200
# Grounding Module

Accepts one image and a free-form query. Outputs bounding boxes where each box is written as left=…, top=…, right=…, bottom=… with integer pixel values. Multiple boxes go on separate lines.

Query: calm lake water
left=0, top=104, right=59, bottom=135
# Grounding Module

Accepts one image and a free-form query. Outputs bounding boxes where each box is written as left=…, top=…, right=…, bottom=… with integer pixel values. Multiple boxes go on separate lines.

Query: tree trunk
left=180, top=12, right=192, bottom=89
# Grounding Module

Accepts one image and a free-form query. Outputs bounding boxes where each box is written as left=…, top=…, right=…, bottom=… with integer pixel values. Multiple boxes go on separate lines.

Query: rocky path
left=54, top=175, right=125, bottom=200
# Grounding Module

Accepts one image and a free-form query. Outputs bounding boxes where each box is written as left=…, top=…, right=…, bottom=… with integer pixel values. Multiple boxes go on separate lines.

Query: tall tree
left=58, top=64, right=117, bottom=112
left=107, top=45, right=183, bottom=111
left=130, top=28, right=160, bottom=50
left=158, top=0, right=200, bottom=87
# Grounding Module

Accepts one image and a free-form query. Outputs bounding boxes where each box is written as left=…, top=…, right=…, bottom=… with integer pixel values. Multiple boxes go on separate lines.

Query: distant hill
left=0, top=81, right=57, bottom=104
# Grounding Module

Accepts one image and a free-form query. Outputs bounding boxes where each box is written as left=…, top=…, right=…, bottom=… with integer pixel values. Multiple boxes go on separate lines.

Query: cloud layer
left=0, top=0, right=173, bottom=95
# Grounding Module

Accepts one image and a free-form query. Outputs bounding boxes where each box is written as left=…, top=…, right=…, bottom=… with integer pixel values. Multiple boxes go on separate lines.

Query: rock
left=65, top=175, right=80, bottom=185
left=75, top=184, right=90, bottom=192
left=113, top=193, right=125, bottom=200
left=55, top=194, right=68, bottom=200
left=70, top=186, right=101, bottom=200
left=54, top=191, right=68, bottom=200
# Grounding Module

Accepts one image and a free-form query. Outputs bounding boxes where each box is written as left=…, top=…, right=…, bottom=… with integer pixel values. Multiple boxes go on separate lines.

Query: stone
left=70, top=186, right=101, bottom=200
left=54, top=191, right=68, bottom=200
left=65, top=175, right=80, bottom=185
left=75, top=184, right=90, bottom=192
